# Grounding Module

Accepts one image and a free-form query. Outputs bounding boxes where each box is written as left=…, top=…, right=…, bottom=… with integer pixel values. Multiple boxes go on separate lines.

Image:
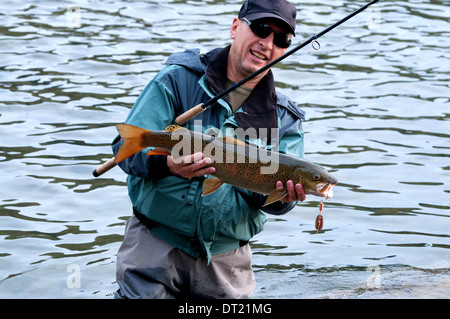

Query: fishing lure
left=315, top=201, right=324, bottom=230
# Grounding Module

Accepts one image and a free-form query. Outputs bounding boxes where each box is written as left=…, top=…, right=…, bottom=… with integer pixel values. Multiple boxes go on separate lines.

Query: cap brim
left=246, top=12, right=296, bottom=36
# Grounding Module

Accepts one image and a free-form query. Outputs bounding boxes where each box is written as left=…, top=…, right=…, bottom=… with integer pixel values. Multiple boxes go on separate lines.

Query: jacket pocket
left=130, top=175, right=202, bottom=237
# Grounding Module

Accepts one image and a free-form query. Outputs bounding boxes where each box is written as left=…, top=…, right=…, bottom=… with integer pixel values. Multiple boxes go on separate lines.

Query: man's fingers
left=186, top=157, right=213, bottom=173
left=183, top=152, right=204, bottom=164
left=168, top=153, right=215, bottom=178
left=286, top=180, right=296, bottom=201
left=295, top=183, right=306, bottom=202
left=276, top=180, right=306, bottom=203
left=172, top=152, right=203, bottom=165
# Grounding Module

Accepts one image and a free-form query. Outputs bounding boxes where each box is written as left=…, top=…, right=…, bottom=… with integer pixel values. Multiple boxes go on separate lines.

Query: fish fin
left=202, top=177, right=225, bottom=196
left=115, top=124, right=150, bottom=163
left=165, top=125, right=184, bottom=132
left=146, top=148, right=171, bottom=156
left=263, top=188, right=288, bottom=206
left=218, top=136, right=248, bottom=147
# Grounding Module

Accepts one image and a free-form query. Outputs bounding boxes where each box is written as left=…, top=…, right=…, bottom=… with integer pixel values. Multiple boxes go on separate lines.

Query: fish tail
left=115, top=124, right=150, bottom=163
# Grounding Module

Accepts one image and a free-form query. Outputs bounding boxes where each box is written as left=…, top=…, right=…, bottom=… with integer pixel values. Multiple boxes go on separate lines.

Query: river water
left=0, top=0, right=448, bottom=299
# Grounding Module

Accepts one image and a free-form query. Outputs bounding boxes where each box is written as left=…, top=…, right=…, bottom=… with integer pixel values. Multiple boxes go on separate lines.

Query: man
left=113, top=0, right=306, bottom=299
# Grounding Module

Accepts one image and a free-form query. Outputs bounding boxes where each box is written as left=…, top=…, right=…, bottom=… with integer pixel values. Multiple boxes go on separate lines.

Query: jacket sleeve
left=252, top=193, right=296, bottom=215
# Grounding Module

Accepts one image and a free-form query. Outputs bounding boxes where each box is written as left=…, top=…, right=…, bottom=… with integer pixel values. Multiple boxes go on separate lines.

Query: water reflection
left=0, top=0, right=449, bottom=298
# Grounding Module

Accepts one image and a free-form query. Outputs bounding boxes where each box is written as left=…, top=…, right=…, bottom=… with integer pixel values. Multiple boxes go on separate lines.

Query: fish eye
left=313, top=174, right=320, bottom=181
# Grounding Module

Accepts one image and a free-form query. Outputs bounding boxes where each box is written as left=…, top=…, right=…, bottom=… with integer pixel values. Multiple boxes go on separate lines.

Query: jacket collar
left=205, top=46, right=278, bottom=140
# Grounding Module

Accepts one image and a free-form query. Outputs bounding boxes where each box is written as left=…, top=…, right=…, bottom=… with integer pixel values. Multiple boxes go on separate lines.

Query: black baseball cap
left=238, top=0, right=297, bottom=36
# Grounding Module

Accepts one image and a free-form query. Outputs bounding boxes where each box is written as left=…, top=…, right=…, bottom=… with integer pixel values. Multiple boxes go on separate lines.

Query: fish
left=115, top=124, right=338, bottom=206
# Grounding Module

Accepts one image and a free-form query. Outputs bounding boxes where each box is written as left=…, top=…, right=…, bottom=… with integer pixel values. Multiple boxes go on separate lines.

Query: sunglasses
left=241, top=18, right=292, bottom=49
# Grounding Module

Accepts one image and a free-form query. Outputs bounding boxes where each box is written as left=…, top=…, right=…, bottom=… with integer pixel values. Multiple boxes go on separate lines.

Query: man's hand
left=276, top=180, right=306, bottom=203
left=167, top=152, right=216, bottom=179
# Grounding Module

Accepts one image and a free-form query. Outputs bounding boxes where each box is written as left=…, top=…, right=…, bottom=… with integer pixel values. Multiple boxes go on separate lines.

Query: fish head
left=294, top=163, right=338, bottom=198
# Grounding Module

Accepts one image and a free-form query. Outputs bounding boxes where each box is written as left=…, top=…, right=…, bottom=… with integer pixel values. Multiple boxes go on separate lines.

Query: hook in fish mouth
left=316, top=182, right=337, bottom=198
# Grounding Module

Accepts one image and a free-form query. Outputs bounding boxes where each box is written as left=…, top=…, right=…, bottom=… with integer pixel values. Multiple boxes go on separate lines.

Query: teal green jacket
left=112, top=46, right=305, bottom=262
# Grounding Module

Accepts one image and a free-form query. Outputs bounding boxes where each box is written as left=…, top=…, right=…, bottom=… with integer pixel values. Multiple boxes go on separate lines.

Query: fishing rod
left=92, top=0, right=380, bottom=177
left=177, top=0, right=381, bottom=124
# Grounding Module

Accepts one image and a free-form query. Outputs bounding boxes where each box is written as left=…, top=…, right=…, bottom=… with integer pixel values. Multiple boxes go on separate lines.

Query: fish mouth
left=316, top=182, right=337, bottom=198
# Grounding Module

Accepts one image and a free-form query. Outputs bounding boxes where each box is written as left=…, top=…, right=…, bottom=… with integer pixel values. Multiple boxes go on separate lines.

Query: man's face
left=228, top=18, right=291, bottom=84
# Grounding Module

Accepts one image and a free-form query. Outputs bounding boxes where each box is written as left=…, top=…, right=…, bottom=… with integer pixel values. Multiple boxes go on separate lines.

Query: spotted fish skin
left=115, top=124, right=338, bottom=206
